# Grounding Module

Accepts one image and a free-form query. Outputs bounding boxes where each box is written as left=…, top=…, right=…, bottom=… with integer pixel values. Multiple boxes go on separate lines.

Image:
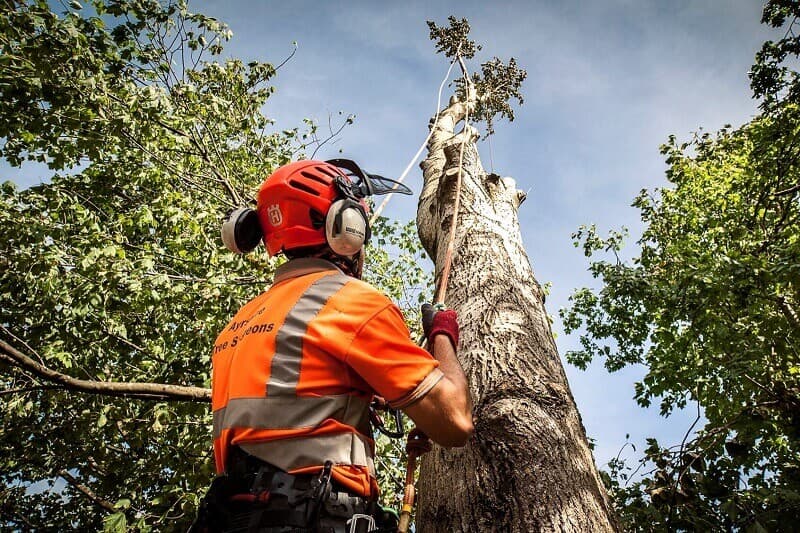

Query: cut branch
left=0, top=339, right=210, bottom=402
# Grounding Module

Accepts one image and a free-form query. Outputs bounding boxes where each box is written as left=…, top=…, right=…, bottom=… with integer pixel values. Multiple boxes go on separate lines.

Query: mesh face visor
left=362, top=172, right=413, bottom=196
left=326, top=159, right=412, bottom=199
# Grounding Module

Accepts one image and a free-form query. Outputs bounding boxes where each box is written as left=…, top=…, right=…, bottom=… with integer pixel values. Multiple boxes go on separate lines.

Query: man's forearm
left=432, top=335, right=472, bottom=413
left=402, top=334, right=473, bottom=447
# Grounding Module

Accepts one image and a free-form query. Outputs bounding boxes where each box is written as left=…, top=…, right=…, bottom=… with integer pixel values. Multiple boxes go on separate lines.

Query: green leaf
left=114, top=498, right=131, bottom=510
left=103, top=512, right=127, bottom=533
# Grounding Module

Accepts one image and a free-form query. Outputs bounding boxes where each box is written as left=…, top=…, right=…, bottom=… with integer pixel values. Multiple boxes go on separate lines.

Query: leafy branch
left=0, top=338, right=210, bottom=402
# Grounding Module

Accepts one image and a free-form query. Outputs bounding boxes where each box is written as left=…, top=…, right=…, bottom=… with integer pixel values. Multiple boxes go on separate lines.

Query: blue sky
left=185, top=0, right=771, bottom=471
left=6, top=1, right=775, bottom=473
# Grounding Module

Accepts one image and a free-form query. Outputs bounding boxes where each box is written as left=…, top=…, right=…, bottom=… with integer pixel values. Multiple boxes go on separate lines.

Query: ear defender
left=325, top=199, right=369, bottom=257
left=221, top=207, right=263, bottom=254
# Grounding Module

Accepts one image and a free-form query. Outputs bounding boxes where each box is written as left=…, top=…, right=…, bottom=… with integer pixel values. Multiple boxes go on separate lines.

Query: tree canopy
left=0, top=1, right=291, bottom=529
left=562, top=1, right=800, bottom=529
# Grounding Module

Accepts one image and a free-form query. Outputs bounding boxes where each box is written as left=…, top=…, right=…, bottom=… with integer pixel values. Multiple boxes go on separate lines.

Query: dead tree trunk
left=415, top=94, right=618, bottom=532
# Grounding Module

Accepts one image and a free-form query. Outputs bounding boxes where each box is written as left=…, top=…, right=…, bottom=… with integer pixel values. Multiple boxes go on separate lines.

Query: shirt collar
left=273, top=258, right=344, bottom=284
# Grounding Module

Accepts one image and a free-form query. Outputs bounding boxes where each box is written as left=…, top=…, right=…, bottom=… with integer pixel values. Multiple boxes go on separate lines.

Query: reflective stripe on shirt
left=267, top=272, right=349, bottom=396
left=240, top=432, right=375, bottom=475
left=212, top=259, right=440, bottom=496
left=216, top=266, right=373, bottom=477
left=212, top=395, right=371, bottom=439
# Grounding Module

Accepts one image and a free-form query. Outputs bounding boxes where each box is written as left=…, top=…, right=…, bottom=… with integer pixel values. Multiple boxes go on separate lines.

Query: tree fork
left=415, top=93, right=618, bottom=532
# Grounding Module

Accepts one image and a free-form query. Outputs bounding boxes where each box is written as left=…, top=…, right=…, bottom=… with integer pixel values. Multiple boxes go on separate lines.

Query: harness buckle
left=347, top=513, right=376, bottom=533
left=313, top=460, right=333, bottom=502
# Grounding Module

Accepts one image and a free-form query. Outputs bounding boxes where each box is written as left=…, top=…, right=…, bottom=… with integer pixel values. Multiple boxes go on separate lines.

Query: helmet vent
left=289, top=179, right=320, bottom=196
left=300, top=170, right=330, bottom=184
left=314, top=166, right=338, bottom=178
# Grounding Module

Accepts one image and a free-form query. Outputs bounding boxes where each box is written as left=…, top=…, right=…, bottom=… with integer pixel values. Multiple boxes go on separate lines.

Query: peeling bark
left=416, top=95, right=618, bottom=532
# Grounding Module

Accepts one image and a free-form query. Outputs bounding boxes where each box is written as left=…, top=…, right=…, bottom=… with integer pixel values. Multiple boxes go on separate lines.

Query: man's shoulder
left=338, top=276, right=393, bottom=308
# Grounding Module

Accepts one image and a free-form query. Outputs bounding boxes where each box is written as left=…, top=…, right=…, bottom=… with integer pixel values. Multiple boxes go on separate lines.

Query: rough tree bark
left=415, top=93, right=618, bottom=532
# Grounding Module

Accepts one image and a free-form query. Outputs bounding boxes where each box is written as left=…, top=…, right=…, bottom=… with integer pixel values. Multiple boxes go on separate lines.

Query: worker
left=191, top=159, right=473, bottom=532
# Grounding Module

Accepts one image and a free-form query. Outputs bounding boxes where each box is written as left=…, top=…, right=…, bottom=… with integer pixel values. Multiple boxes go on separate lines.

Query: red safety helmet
left=221, top=159, right=411, bottom=257
left=257, top=160, right=343, bottom=256
left=255, top=159, right=412, bottom=257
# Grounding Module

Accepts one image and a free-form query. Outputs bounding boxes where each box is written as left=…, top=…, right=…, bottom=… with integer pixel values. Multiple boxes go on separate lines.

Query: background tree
left=0, top=1, right=289, bottom=529
left=413, top=17, right=617, bottom=532
left=0, top=1, right=428, bottom=529
left=561, top=1, right=800, bottom=530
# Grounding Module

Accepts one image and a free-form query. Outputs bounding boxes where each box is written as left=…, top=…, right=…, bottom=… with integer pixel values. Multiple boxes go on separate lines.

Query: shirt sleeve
left=343, top=303, right=443, bottom=409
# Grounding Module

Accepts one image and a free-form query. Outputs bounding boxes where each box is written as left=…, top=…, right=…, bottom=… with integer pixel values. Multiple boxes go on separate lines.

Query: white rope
left=370, top=58, right=459, bottom=224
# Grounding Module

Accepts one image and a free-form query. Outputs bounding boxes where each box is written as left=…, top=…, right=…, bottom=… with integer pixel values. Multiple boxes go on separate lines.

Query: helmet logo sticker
left=267, top=204, right=283, bottom=226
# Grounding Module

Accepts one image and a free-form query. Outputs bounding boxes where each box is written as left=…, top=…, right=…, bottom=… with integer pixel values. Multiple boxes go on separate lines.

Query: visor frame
left=326, top=158, right=413, bottom=199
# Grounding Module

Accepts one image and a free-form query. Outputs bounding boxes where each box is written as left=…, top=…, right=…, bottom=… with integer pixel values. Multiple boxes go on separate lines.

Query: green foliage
left=466, top=56, right=526, bottom=135
left=0, top=0, right=288, bottom=529
left=0, top=3, right=432, bottom=529
left=426, top=16, right=481, bottom=60
left=751, top=0, right=800, bottom=112
left=606, top=435, right=800, bottom=532
left=427, top=16, right=527, bottom=136
left=563, top=108, right=800, bottom=530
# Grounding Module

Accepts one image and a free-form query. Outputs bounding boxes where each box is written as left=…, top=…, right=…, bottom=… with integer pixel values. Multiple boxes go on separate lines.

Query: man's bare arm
left=403, top=335, right=473, bottom=447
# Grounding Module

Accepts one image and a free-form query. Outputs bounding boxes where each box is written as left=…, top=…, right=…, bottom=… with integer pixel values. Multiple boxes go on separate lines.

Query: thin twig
left=0, top=385, right=64, bottom=396
left=773, top=182, right=800, bottom=196
left=58, top=469, right=117, bottom=513
left=0, top=325, right=46, bottom=366
left=310, top=113, right=354, bottom=159
left=275, top=41, right=298, bottom=71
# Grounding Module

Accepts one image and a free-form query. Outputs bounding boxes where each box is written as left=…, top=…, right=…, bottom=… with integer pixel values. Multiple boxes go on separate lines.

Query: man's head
left=257, top=160, right=369, bottom=259
left=221, top=159, right=411, bottom=277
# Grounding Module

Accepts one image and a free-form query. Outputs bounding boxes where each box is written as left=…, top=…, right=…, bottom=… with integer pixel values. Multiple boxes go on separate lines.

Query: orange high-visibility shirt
left=212, top=258, right=442, bottom=497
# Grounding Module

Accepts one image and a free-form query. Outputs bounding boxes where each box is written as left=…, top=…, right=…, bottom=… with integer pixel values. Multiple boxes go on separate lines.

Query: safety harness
left=190, top=448, right=395, bottom=533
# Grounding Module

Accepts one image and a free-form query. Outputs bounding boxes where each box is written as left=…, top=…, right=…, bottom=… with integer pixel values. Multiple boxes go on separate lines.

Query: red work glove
left=421, top=303, right=459, bottom=349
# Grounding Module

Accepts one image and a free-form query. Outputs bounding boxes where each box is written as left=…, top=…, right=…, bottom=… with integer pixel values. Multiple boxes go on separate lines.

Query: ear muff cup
left=325, top=199, right=369, bottom=257
left=221, top=207, right=263, bottom=254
